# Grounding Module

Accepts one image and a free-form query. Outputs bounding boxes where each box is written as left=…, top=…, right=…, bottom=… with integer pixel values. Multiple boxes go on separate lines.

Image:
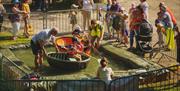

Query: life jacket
left=90, top=24, right=103, bottom=37
left=68, top=43, right=84, bottom=55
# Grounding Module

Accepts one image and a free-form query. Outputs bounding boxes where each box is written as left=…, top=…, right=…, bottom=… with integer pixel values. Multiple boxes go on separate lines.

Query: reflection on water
left=12, top=47, right=137, bottom=79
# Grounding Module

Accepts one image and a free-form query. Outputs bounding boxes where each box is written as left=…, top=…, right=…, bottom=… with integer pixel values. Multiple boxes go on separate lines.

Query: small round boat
left=47, top=52, right=91, bottom=70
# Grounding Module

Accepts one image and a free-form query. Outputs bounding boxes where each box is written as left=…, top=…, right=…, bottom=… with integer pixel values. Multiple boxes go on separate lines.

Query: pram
left=136, top=19, right=153, bottom=54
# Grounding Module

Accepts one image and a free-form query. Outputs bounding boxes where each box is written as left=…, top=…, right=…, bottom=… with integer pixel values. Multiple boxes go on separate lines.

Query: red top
left=68, top=43, right=84, bottom=55
left=130, top=14, right=144, bottom=31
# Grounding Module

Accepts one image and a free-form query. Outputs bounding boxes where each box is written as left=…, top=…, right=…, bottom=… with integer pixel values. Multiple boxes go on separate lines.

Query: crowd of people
left=0, top=0, right=179, bottom=84
left=0, top=0, right=31, bottom=40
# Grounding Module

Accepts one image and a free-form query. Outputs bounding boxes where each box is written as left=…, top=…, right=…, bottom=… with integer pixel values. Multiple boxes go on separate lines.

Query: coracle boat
left=47, top=52, right=91, bottom=70
left=55, top=36, right=91, bottom=56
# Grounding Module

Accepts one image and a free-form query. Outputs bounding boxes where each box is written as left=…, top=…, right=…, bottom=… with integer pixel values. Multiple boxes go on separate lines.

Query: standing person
left=93, top=0, right=105, bottom=20
left=154, top=12, right=166, bottom=49
left=78, top=0, right=94, bottom=31
left=128, top=3, right=136, bottom=50
left=69, top=4, right=78, bottom=31
left=175, top=27, right=180, bottom=64
left=22, top=0, right=31, bottom=38
left=159, top=5, right=175, bottom=50
left=89, top=19, right=104, bottom=49
left=174, top=27, right=180, bottom=86
left=120, top=8, right=129, bottom=46
left=9, top=1, right=25, bottom=40
left=0, top=2, right=6, bottom=32
left=96, top=57, right=114, bottom=84
left=129, top=5, right=144, bottom=50
left=110, top=0, right=121, bottom=42
left=139, top=0, right=148, bottom=20
left=105, top=0, right=112, bottom=39
left=159, top=2, right=178, bottom=32
left=30, top=28, right=59, bottom=71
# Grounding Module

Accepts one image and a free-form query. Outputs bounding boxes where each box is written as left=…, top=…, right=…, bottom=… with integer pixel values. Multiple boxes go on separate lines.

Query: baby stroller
left=136, top=19, right=153, bottom=55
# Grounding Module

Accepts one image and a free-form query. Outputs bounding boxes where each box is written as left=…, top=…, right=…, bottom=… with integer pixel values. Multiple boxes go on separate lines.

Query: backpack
left=139, top=19, right=153, bottom=36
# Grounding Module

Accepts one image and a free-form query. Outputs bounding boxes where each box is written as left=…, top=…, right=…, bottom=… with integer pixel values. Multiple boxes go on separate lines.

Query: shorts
left=30, top=40, right=43, bottom=55
left=11, top=22, right=21, bottom=36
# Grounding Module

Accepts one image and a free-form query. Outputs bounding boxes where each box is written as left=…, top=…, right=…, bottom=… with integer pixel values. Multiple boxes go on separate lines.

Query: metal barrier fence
left=109, top=65, right=180, bottom=91
left=1, top=65, right=179, bottom=91
left=3, top=79, right=106, bottom=91
left=2, top=9, right=101, bottom=34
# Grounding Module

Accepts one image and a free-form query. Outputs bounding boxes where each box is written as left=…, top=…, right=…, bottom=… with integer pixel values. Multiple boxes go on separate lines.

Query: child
left=22, top=0, right=31, bottom=38
left=96, top=57, right=114, bottom=84
left=69, top=4, right=78, bottom=31
left=120, top=8, right=129, bottom=47
left=72, top=27, right=91, bottom=57
left=155, top=12, right=166, bottom=49
left=68, top=37, right=84, bottom=61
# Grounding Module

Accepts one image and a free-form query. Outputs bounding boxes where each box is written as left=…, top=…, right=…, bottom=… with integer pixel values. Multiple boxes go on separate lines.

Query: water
left=12, top=47, right=138, bottom=79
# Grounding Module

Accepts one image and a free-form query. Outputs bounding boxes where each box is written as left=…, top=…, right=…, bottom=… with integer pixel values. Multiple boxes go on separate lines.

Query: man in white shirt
left=30, top=27, right=58, bottom=71
left=96, top=57, right=114, bottom=84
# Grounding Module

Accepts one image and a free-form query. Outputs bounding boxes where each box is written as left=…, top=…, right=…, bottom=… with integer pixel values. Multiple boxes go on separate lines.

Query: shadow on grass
left=0, top=35, right=12, bottom=40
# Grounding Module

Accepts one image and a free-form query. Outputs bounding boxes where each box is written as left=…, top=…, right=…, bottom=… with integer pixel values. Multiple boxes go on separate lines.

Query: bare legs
left=34, top=53, right=43, bottom=71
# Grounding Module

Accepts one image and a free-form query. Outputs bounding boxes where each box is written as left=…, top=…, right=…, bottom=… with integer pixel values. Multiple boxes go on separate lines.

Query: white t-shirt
left=83, top=0, right=93, bottom=11
left=32, top=29, right=55, bottom=44
left=97, top=66, right=113, bottom=84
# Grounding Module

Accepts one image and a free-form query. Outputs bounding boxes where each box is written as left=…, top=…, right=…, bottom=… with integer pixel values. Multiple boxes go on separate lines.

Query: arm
left=110, top=68, right=114, bottom=79
left=52, top=37, right=60, bottom=52
left=12, top=7, right=25, bottom=14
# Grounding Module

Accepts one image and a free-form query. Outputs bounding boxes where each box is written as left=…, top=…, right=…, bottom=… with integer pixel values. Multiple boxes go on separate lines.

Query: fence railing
left=2, top=79, right=107, bottom=91
left=2, top=9, right=102, bottom=34
left=109, top=65, right=180, bottom=91
left=1, top=53, right=179, bottom=91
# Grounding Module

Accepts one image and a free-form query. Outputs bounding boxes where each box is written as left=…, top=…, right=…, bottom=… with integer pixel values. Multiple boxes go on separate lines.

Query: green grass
left=0, top=32, right=30, bottom=46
